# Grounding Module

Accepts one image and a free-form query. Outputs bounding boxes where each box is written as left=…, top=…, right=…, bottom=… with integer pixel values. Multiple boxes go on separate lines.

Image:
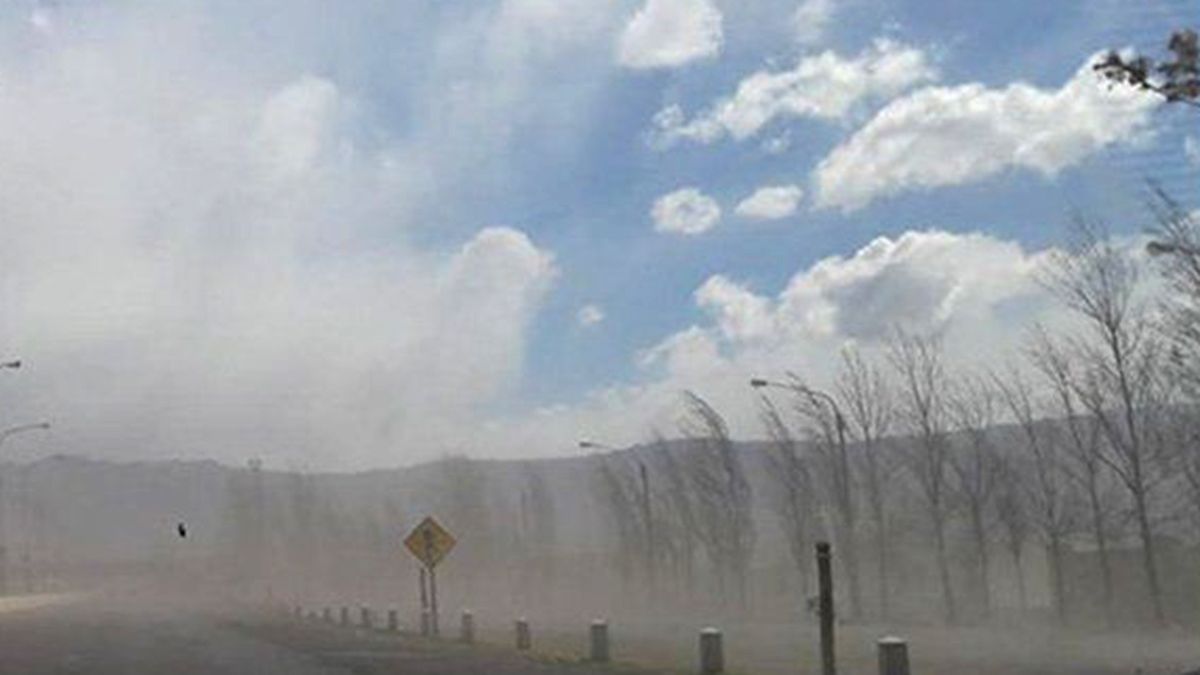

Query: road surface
left=0, top=594, right=654, bottom=675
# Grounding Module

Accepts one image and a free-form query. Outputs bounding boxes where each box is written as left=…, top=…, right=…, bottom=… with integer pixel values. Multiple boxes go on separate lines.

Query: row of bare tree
left=592, top=199, right=1200, bottom=627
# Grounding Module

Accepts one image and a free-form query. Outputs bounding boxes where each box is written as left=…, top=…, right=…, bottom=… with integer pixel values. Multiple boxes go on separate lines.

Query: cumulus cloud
left=577, top=304, right=606, bottom=327
left=793, top=0, right=837, bottom=46
left=1186, top=136, right=1200, bottom=166
left=488, top=229, right=1073, bottom=455
left=617, top=0, right=723, bottom=69
left=652, top=187, right=722, bottom=235
left=651, top=38, right=937, bottom=146
left=735, top=185, right=804, bottom=220
left=814, top=55, right=1161, bottom=211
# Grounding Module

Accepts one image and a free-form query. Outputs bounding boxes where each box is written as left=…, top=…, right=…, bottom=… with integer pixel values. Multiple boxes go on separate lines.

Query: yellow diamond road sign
left=404, top=516, right=456, bottom=569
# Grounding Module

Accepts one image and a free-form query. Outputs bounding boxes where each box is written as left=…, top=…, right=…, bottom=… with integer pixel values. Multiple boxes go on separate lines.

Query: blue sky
left=0, top=0, right=1194, bottom=467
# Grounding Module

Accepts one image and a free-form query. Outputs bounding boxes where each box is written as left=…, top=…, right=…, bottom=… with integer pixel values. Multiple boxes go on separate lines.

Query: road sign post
left=404, top=517, right=457, bottom=639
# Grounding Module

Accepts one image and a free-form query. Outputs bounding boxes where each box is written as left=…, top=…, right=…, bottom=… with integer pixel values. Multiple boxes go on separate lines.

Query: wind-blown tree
left=591, top=455, right=643, bottom=589
left=1027, top=327, right=1120, bottom=626
left=835, top=347, right=896, bottom=619
left=887, top=328, right=957, bottom=623
left=1147, top=192, right=1200, bottom=397
left=992, top=456, right=1031, bottom=613
left=651, top=435, right=702, bottom=600
left=679, top=391, right=756, bottom=609
left=947, top=373, right=1003, bottom=619
left=993, top=366, right=1077, bottom=622
left=521, top=462, right=558, bottom=594
left=1040, top=220, right=1172, bottom=623
left=783, top=375, right=863, bottom=619
left=758, top=394, right=820, bottom=598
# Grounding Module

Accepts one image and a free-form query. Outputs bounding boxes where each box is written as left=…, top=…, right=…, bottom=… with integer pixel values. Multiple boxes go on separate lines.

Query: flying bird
left=177, top=522, right=187, bottom=539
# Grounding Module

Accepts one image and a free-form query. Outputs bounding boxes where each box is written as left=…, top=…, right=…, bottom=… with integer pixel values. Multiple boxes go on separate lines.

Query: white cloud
left=814, top=55, right=1161, bottom=211
left=0, top=2, right=571, bottom=470
left=793, top=0, right=836, bottom=46
left=617, top=0, right=723, bottom=70
left=652, top=187, right=722, bottom=235
left=489, top=229, right=1074, bottom=456
left=1186, top=136, right=1200, bottom=166
left=577, top=304, right=606, bottom=327
left=735, top=185, right=804, bottom=220
left=651, top=38, right=937, bottom=146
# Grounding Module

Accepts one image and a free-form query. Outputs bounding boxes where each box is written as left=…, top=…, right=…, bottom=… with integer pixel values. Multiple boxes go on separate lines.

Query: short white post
left=461, top=610, right=475, bottom=644
left=590, top=619, right=610, bottom=663
left=339, top=606, right=349, bottom=626
left=515, top=617, right=531, bottom=651
left=878, top=636, right=910, bottom=675
left=699, top=627, right=723, bottom=674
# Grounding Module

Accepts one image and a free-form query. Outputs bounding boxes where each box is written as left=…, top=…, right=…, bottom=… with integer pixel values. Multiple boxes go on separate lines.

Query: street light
left=1147, top=240, right=1200, bottom=257
left=0, top=423, right=50, bottom=447
left=0, top=361, right=19, bottom=371
left=750, top=378, right=847, bottom=433
left=0, top=421, right=49, bottom=596
left=750, top=375, right=861, bottom=619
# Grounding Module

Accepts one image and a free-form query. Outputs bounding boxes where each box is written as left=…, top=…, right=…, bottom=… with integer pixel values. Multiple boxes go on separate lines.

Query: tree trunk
left=932, top=511, right=957, bottom=623
left=1048, top=534, right=1066, bottom=624
left=1133, top=490, right=1166, bottom=624
left=970, top=505, right=991, bottom=619
left=1087, top=484, right=1115, bottom=628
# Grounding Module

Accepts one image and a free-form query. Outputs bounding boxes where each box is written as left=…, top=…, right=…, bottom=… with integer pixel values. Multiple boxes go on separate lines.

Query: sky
left=0, top=0, right=1195, bottom=469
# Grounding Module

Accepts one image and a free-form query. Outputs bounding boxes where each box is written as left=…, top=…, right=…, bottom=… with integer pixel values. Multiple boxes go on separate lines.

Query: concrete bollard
left=515, top=618, right=531, bottom=651
left=322, top=607, right=332, bottom=623
left=877, top=636, right=910, bottom=675
left=340, top=606, right=350, bottom=627
left=360, top=606, right=372, bottom=629
left=387, top=608, right=399, bottom=632
left=461, top=610, right=475, bottom=644
left=420, top=609, right=431, bottom=637
left=589, top=619, right=610, bottom=663
left=699, top=627, right=723, bottom=675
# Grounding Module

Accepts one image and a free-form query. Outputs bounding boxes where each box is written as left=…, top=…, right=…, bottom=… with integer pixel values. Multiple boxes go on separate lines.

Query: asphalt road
left=0, top=600, right=345, bottom=674
left=0, top=595, right=654, bottom=675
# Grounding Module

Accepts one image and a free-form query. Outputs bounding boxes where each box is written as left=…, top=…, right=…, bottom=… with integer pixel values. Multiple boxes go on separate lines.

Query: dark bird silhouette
left=177, top=522, right=187, bottom=539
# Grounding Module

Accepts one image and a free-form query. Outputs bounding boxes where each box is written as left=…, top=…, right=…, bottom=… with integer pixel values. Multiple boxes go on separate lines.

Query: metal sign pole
left=419, top=565, right=429, bottom=635
left=429, top=565, right=440, bottom=636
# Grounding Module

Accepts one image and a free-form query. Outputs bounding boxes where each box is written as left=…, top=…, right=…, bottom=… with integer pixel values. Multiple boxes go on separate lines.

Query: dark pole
left=817, top=541, right=836, bottom=675
left=429, top=565, right=440, bottom=636
left=419, top=565, right=429, bottom=635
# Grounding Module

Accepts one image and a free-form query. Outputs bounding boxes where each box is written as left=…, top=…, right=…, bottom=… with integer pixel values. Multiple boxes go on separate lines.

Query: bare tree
left=947, top=373, right=1003, bottom=619
left=1147, top=191, right=1200, bottom=397
left=779, top=375, right=863, bottom=620
left=1027, top=327, right=1120, bottom=626
left=590, top=455, right=642, bottom=589
left=651, top=435, right=703, bottom=601
left=758, top=395, right=819, bottom=598
left=887, top=328, right=957, bottom=623
left=1095, top=28, right=1200, bottom=108
left=993, top=365, right=1076, bottom=623
left=1040, top=220, right=1172, bottom=623
left=991, top=456, right=1031, bottom=613
left=835, top=346, right=896, bottom=619
left=678, top=391, right=756, bottom=609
